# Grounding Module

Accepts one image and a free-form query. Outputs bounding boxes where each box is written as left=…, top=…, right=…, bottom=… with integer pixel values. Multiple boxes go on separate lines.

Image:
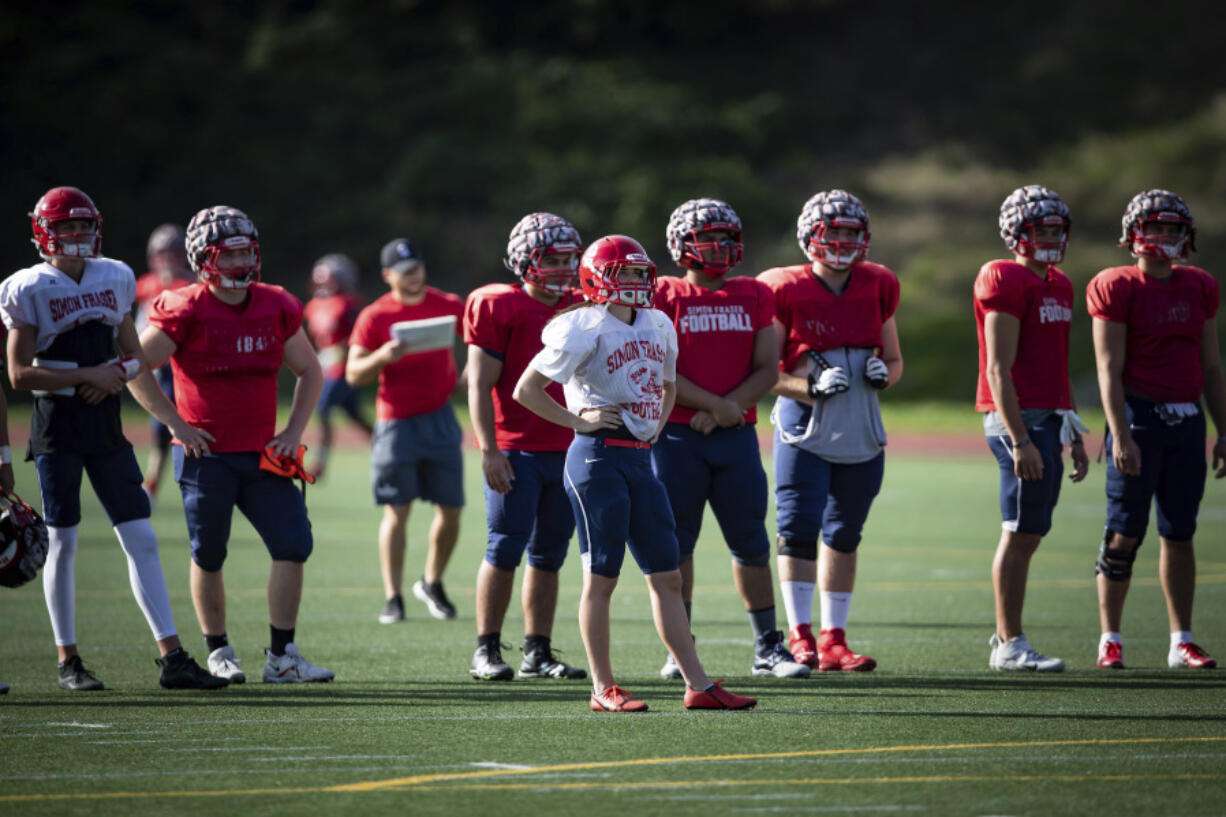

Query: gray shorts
left=371, top=404, right=465, bottom=507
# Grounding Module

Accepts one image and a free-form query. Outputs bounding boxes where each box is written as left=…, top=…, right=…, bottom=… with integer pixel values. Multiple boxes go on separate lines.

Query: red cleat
left=818, top=628, right=876, bottom=672
left=788, top=624, right=819, bottom=668
left=590, top=685, right=649, bottom=713
left=1169, top=642, right=1216, bottom=669
left=1097, top=640, right=1125, bottom=669
left=683, top=680, right=756, bottom=710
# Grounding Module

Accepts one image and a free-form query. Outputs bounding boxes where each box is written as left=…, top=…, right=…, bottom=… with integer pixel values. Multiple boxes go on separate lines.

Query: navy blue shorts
left=651, top=423, right=770, bottom=565
left=1105, top=395, right=1207, bottom=541
left=773, top=436, right=884, bottom=554
left=484, top=450, right=574, bottom=573
left=317, top=375, right=360, bottom=418
left=371, top=405, right=465, bottom=507
left=564, top=435, right=679, bottom=578
left=35, top=446, right=150, bottom=528
left=987, top=414, right=1064, bottom=536
left=148, top=365, right=175, bottom=449
left=174, top=448, right=314, bottom=571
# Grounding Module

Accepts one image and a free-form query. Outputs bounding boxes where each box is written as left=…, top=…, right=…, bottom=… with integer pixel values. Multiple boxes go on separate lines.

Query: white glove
left=808, top=366, right=850, bottom=399
left=864, top=356, right=889, bottom=389
left=1056, top=409, right=1090, bottom=446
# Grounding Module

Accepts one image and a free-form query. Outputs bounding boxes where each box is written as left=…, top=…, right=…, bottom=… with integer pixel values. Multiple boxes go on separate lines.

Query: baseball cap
left=380, top=238, right=424, bottom=273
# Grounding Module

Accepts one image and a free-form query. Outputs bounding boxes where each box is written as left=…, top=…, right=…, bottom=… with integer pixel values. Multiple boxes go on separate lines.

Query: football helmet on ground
left=0, top=488, right=50, bottom=589
left=30, top=186, right=102, bottom=260
left=578, top=235, right=656, bottom=308
left=999, top=185, right=1070, bottom=264
left=797, top=190, right=870, bottom=270
left=186, top=206, right=261, bottom=289
left=310, top=253, right=359, bottom=296
left=504, top=212, right=583, bottom=293
left=1119, top=189, right=1196, bottom=260
left=666, top=198, right=743, bottom=277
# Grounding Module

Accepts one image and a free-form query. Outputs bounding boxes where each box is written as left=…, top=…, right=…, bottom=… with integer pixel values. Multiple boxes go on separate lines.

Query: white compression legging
left=43, top=520, right=178, bottom=646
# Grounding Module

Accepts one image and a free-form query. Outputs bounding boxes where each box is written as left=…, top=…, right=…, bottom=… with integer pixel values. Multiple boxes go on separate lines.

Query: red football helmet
left=0, top=487, right=50, bottom=589
left=30, top=186, right=102, bottom=260
left=579, top=235, right=656, bottom=308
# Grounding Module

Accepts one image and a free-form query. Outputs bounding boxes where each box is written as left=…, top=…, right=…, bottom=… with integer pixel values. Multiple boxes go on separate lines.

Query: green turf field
left=1, top=409, right=1224, bottom=816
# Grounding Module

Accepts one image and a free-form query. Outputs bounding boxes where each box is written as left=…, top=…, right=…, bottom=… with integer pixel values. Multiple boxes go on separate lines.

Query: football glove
left=806, top=350, right=850, bottom=399
left=259, top=444, right=316, bottom=491
left=864, top=356, right=889, bottom=390
left=1056, top=409, right=1090, bottom=445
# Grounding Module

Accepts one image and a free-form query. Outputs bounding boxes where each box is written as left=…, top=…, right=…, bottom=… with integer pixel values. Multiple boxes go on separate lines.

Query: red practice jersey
left=305, top=292, right=364, bottom=380
left=135, top=271, right=192, bottom=307
left=350, top=287, right=464, bottom=421
left=1086, top=265, right=1220, bottom=402
left=652, top=274, right=776, bottom=424
left=147, top=283, right=304, bottom=452
left=463, top=283, right=578, bottom=451
left=757, top=261, right=899, bottom=372
left=973, top=260, right=1074, bottom=412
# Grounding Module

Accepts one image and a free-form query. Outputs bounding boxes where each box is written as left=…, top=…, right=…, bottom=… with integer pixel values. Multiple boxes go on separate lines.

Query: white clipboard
left=389, top=315, right=456, bottom=353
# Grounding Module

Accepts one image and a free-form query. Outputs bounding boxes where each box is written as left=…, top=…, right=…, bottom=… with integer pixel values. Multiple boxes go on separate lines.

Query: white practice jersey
left=530, top=304, right=678, bottom=441
left=0, top=258, right=136, bottom=355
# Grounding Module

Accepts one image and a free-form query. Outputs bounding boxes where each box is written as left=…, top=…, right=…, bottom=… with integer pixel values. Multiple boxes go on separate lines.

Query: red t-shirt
left=350, top=287, right=464, bottom=421
left=148, top=283, right=303, bottom=452
left=652, top=274, right=776, bottom=424
left=1086, top=265, right=1220, bottom=402
left=463, top=283, right=578, bottom=451
left=973, top=260, right=1074, bottom=412
left=304, top=292, right=364, bottom=379
left=757, top=261, right=900, bottom=372
left=135, top=271, right=192, bottom=306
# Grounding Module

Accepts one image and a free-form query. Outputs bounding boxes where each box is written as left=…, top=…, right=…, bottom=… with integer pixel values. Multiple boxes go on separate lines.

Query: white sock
left=820, top=591, right=852, bottom=632
left=1172, top=631, right=1193, bottom=646
left=114, top=519, right=177, bottom=641
left=780, top=581, right=815, bottom=631
left=1100, top=631, right=1122, bottom=647
left=43, top=525, right=79, bottom=647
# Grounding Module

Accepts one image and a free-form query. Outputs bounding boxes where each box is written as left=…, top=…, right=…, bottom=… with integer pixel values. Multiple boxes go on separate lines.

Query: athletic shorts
left=986, top=414, right=1064, bottom=536
left=148, top=364, right=175, bottom=448
left=317, top=375, right=360, bottom=417
left=35, top=446, right=150, bottom=528
left=564, top=434, right=679, bottom=578
left=773, top=434, right=884, bottom=554
left=371, top=404, right=465, bottom=507
left=174, top=448, right=313, bottom=572
left=1105, top=394, right=1207, bottom=541
left=650, top=423, right=770, bottom=565
left=484, top=450, right=574, bottom=573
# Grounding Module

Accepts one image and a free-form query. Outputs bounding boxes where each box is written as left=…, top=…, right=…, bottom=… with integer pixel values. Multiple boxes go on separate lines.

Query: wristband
left=1013, top=438, right=1032, bottom=449
left=0, top=445, right=10, bottom=465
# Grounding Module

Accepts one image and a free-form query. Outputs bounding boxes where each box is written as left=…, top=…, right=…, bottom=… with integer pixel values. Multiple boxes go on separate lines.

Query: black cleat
left=471, top=643, right=514, bottom=681
left=378, top=593, right=406, bottom=624
left=157, top=650, right=230, bottom=690
left=519, top=645, right=587, bottom=679
left=58, top=655, right=105, bottom=691
left=413, top=579, right=457, bottom=620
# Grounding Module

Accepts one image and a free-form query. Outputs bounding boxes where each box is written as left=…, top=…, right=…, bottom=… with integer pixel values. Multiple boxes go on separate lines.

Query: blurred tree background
left=4, top=0, right=1225, bottom=404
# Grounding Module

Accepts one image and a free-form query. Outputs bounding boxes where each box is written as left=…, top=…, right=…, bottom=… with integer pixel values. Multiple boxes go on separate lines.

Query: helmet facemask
left=1016, top=215, right=1070, bottom=264
left=522, top=244, right=581, bottom=294
left=681, top=224, right=743, bottom=278
left=807, top=218, right=868, bottom=271
left=1129, top=213, right=1192, bottom=261
left=199, top=236, right=261, bottom=290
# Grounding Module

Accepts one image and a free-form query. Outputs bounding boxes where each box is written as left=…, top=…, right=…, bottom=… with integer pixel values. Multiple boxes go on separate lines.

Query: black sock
left=162, top=646, right=185, bottom=662
left=748, top=606, right=778, bottom=643
left=523, top=634, right=550, bottom=654
left=205, top=633, right=229, bottom=653
left=270, top=626, right=294, bottom=656
left=477, top=632, right=501, bottom=649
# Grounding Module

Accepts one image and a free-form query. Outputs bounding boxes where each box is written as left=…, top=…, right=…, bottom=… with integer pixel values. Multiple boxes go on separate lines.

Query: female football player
left=129, top=205, right=333, bottom=684
left=1087, top=189, right=1225, bottom=670
left=759, top=190, right=902, bottom=673
left=974, top=185, right=1089, bottom=672
left=514, top=234, right=756, bottom=712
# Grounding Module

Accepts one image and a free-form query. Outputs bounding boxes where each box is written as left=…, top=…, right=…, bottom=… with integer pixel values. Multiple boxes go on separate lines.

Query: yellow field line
left=6, top=735, right=1221, bottom=802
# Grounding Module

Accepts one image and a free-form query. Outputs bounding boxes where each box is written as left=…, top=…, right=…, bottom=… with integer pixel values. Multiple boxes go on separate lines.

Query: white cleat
left=207, top=645, right=246, bottom=684
left=659, top=652, right=683, bottom=680
left=262, top=643, right=335, bottom=683
left=990, top=633, right=1064, bottom=672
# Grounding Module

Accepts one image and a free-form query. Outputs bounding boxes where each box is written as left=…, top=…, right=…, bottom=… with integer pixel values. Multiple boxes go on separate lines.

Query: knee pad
left=1095, top=528, right=1142, bottom=581
left=732, top=551, right=771, bottom=568
left=777, top=536, right=817, bottom=560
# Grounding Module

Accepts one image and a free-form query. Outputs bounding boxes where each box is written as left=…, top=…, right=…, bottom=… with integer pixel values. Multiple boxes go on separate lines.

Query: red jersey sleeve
left=463, top=288, right=509, bottom=354
left=878, top=269, right=900, bottom=320
left=278, top=290, right=304, bottom=341
left=146, top=287, right=195, bottom=347
left=1086, top=268, right=1132, bottom=323
left=975, top=262, right=1026, bottom=319
left=349, top=303, right=381, bottom=351
left=752, top=278, right=776, bottom=329
left=1199, top=268, right=1221, bottom=320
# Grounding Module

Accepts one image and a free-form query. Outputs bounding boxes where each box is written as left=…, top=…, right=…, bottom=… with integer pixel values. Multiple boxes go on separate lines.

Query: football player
left=974, top=186, right=1089, bottom=672
left=0, top=186, right=224, bottom=691
left=128, top=205, right=334, bottom=684
left=133, top=223, right=194, bottom=502
left=347, top=238, right=466, bottom=624
left=652, top=198, right=808, bottom=680
left=463, top=213, right=587, bottom=681
left=303, top=253, right=372, bottom=479
left=1087, top=190, right=1225, bottom=670
left=514, top=234, right=756, bottom=712
left=758, top=190, right=902, bottom=672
